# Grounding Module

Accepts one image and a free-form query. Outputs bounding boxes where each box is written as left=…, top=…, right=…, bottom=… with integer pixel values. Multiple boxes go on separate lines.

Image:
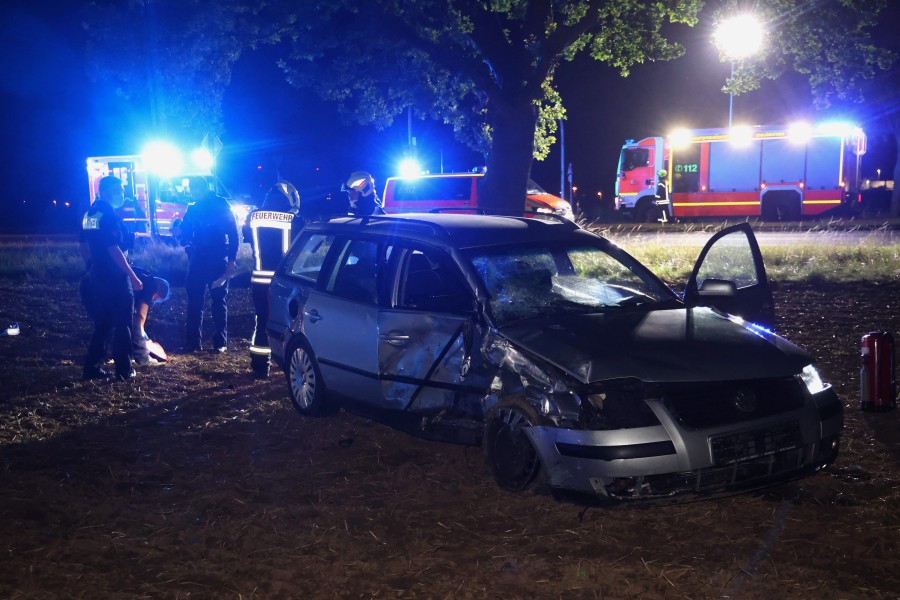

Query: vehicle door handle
left=380, top=332, right=410, bottom=347
left=305, top=309, right=322, bottom=324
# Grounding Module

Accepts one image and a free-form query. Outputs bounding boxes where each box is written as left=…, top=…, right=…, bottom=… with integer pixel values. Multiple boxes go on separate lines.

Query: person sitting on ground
left=131, top=266, right=170, bottom=366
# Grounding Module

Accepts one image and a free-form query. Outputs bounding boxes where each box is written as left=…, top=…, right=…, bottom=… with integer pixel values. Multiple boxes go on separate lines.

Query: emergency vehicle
left=615, top=122, right=867, bottom=221
left=86, top=143, right=216, bottom=237
left=383, top=172, right=574, bottom=220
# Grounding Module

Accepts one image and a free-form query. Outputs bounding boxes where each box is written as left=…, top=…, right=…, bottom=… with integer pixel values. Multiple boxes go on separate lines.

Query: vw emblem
left=733, top=388, right=758, bottom=413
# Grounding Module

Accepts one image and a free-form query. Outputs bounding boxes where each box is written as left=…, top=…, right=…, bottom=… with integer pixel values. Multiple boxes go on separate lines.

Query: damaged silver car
left=267, top=214, right=841, bottom=503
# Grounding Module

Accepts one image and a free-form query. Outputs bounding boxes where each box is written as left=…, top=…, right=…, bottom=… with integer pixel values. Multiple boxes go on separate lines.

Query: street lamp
left=713, top=14, right=764, bottom=127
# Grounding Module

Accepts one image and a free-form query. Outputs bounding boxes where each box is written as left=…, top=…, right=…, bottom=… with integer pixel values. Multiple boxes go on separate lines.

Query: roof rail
left=426, top=206, right=578, bottom=227
left=336, top=214, right=453, bottom=240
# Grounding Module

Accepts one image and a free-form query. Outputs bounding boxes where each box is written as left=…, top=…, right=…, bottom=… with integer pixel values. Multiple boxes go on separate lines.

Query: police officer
left=341, top=171, right=385, bottom=216
left=179, top=175, right=239, bottom=353
left=242, top=180, right=303, bottom=378
left=79, top=175, right=144, bottom=380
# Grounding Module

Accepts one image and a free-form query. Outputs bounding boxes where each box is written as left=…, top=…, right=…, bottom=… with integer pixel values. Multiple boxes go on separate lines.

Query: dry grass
left=0, top=272, right=899, bottom=597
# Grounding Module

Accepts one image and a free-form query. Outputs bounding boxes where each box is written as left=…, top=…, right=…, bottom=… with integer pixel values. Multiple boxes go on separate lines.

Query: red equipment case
left=860, top=331, right=896, bottom=411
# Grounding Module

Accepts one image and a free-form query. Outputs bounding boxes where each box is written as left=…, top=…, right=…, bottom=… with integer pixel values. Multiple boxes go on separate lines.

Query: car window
left=393, top=177, right=472, bottom=202
left=326, top=238, right=380, bottom=304
left=695, top=231, right=759, bottom=289
left=395, top=248, right=473, bottom=314
left=286, top=234, right=334, bottom=282
left=465, top=241, right=674, bottom=326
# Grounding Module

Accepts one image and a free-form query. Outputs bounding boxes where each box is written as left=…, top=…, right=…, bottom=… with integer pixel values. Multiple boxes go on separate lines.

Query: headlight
left=800, top=364, right=826, bottom=395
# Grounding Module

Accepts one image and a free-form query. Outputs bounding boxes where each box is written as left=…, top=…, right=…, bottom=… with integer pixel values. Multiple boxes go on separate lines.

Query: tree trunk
left=479, top=93, right=539, bottom=214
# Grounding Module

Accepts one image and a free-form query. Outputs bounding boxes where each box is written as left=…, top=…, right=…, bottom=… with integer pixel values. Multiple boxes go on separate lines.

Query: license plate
left=711, top=421, right=802, bottom=465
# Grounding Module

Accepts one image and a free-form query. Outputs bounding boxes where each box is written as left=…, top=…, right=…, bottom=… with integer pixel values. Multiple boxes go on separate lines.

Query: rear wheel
left=286, top=338, right=328, bottom=416
left=633, top=198, right=652, bottom=223
left=761, top=191, right=802, bottom=222
left=483, top=400, right=545, bottom=493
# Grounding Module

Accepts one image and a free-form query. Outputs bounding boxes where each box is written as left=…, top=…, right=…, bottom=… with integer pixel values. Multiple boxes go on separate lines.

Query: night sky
left=1, top=1, right=896, bottom=233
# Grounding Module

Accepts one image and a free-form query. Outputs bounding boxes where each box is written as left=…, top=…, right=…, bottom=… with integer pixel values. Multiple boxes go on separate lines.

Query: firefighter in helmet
left=341, top=171, right=385, bottom=216
left=242, top=180, right=304, bottom=378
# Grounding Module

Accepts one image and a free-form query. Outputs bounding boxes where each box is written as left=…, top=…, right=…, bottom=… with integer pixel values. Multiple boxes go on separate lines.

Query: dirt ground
left=0, top=273, right=899, bottom=599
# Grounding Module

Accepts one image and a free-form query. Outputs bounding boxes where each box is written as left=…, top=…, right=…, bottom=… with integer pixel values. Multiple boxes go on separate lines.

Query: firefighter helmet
left=265, top=180, right=301, bottom=212
left=342, top=171, right=375, bottom=197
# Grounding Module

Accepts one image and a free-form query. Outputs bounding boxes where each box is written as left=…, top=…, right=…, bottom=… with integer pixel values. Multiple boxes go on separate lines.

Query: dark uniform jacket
left=80, top=200, right=130, bottom=281
left=180, top=193, right=239, bottom=262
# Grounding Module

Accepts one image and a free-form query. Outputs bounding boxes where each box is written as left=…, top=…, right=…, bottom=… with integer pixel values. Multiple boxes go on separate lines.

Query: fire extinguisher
left=860, top=331, right=896, bottom=411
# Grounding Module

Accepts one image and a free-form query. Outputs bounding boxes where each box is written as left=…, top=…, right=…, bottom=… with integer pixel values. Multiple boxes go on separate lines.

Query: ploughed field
left=0, top=273, right=898, bottom=599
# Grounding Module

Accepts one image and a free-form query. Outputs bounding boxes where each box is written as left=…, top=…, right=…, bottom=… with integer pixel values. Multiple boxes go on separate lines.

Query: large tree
left=277, top=0, right=702, bottom=210
left=83, top=0, right=702, bottom=210
left=84, top=0, right=896, bottom=213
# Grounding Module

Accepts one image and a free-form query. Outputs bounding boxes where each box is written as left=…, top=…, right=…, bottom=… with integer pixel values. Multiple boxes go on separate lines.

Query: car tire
left=286, top=338, right=328, bottom=417
left=483, top=399, right=546, bottom=493
left=633, top=200, right=650, bottom=223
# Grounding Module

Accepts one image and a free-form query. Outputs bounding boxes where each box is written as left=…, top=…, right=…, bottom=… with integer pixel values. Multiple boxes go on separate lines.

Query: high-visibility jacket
left=246, top=209, right=300, bottom=285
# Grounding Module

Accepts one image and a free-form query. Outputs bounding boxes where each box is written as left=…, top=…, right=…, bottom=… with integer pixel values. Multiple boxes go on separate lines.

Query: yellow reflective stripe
left=253, top=270, right=276, bottom=277
left=250, top=345, right=271, bottom=355
left=618, top=192, right=638, bottom=196
left=802, top=200, right=841, bottom=205
left=672, top=201, right=760, bottom=207
left=251, top=276, right=273, bottom=285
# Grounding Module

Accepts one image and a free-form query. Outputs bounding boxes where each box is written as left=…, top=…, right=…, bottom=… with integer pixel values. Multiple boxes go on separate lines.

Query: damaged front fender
left=481, top=331, right=582, bottom=426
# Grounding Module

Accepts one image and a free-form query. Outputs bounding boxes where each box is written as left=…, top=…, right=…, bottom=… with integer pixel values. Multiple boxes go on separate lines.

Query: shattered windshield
left=465, top=240, right=676, bottom=326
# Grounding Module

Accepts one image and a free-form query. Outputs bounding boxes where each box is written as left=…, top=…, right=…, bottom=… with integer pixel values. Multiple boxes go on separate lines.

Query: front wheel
left=483, top=401, right=545, bottom=493
left=286, top=338, right=328, bottom=416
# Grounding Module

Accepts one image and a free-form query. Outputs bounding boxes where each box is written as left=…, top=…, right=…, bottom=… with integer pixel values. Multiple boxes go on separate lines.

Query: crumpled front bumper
left=524, top=387, right=843, bottom=502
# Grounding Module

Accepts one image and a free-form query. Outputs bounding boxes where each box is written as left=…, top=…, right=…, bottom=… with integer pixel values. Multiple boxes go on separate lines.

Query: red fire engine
left=87, top=142, right=216, bottom=237
left=615, top=122, right=867, bottom=221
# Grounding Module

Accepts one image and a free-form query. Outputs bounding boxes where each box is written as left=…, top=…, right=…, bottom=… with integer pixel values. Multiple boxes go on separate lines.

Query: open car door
left=683, top=223, right=775, bottom=330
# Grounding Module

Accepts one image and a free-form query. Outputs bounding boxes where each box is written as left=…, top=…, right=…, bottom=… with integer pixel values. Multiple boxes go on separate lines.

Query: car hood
left=499, top=307, right=810, bottom=385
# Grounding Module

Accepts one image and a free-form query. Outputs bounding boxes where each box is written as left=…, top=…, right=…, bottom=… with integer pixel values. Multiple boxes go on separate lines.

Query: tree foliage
left=711, top=0, right=898, bottom=214
left=712, top=0, right=894, bottom=107
left=81, top=0, right=280, bottom=138
left=278, top=0, right=702, bottom=208
left=84, top=0, right=897, bottom=213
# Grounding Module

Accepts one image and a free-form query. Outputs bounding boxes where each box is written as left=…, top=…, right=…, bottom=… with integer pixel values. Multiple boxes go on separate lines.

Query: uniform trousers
left=83, top=272, right=133, bottom=377
left=185, top=255, right=228, bottom=350
left=250, top=282, right=271, bottom=375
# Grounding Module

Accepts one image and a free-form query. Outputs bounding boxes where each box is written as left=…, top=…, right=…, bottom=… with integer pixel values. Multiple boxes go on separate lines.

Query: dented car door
left=377, top=245, right=487, bottom=417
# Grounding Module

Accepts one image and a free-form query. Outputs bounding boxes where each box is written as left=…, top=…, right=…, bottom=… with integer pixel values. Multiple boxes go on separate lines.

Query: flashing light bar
left=398, top=158, right=422, bottom=178
left=142, top=141, right=214, bottom=177
left=668, top=121, right=862, bottom=146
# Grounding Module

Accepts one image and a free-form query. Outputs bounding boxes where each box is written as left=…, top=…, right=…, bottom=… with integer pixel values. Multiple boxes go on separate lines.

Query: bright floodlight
left=815, top=121, right=854, bottom=138
left=669, top=129, right=692, bottom=148
left=142, top=141, right=184, bottom=178
left=191, top=147, right=215, bottom=171
left=714, top=14, right=764, bottom=60
left=788, top=122, right=813, bottom=144
left=398, top=158, right=421, bottom=178
left=729, top=125, right=754, bottom=147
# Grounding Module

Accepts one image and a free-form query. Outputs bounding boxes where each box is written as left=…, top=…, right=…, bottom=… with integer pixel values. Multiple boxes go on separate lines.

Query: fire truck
left=615, top=122, right=867, bottom=221
left=86, top=142, right=217, bottom=237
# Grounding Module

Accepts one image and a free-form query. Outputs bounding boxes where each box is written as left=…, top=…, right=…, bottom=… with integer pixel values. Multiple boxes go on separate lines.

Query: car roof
left=385, top=173, right=482, bottom=181
left=305, top=213, right=586, bottom=250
